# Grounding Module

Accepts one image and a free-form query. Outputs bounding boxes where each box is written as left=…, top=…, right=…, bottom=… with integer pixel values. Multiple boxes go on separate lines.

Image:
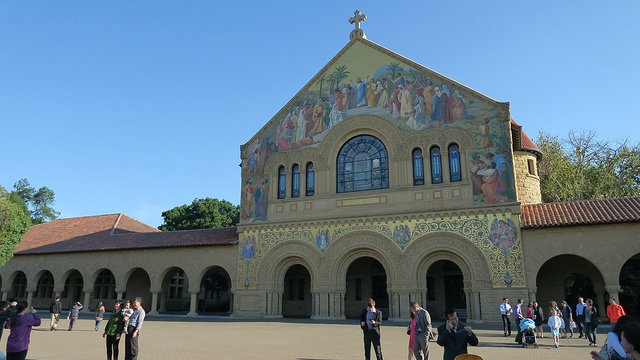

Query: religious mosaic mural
left=241, top=40, right=516, bottom=222
left=238, top=215, right=525, bottom=290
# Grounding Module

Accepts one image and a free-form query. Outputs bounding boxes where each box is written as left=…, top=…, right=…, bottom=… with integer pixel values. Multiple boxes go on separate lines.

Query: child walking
left=548, top=309, right=562, bottom=348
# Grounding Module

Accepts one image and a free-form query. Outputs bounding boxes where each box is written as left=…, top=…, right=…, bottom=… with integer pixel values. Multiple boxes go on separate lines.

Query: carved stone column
left=149, top=289, right=160, bottom=315
left=115, top=289, right=125, bottom=301
left=605, top=285, right=621, bottom=303
left=26, top=289, right=34, bottom=306
left=82, top=289, right=93, bottom=312
left=528, top=288, right=537, bottom=303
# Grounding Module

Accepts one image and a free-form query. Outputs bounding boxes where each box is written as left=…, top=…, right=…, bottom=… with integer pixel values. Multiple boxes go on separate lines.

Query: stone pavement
left=3, top=316, right=605, bottom=359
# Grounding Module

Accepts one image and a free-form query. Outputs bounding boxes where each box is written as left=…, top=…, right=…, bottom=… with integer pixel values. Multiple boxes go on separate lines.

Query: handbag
left=570, top=321, right=577, bottom=329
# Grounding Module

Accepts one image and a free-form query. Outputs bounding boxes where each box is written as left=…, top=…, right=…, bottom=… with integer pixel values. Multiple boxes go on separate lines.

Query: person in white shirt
left=548, top=309, right=563, bottom=348
left=499, top=298, right=512, bottom=336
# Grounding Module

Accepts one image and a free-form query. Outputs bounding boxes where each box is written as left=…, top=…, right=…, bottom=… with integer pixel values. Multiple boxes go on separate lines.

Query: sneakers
left=555, top=343, right=559, bottom=348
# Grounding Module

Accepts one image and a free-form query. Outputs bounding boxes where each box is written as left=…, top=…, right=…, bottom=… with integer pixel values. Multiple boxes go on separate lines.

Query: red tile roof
left=15, top=214, right=238, bottom=255
left=511, top=118, right=542, bottom=159
left=521, top=197, right=640, bottom=228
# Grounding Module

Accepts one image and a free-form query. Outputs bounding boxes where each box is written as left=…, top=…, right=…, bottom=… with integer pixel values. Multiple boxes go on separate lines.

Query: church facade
left=1, top=21, right=639, bottom=323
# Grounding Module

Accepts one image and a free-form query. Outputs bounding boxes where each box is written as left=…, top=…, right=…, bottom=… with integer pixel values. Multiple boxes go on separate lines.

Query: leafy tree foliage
left=537, top=131, right=640, bottom=202
left=0, top=186, right=31, bottom=265
left=159, top=198, right=240, bottom=231
left=10, top=178, right=60, bottom=224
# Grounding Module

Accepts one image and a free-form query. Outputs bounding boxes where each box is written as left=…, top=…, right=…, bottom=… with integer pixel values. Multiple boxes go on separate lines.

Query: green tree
left=537, top=131, right=640, bottom=202
left=159, top=197, right=240, bottom=231
left=10, top=178, right=60, bottom=224
left=331, top=65, right=350, bottom=91
left=0, top=186, right=31, bottom=265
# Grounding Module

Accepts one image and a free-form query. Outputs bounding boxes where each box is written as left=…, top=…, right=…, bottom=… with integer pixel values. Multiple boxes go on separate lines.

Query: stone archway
left=536, top=255, right=606, bottom=311
left=124, top=268, right=151, bottom=312
left=93, top=269, right=116, bottom=308
left=9, top=271, right=27, bottom=300
left=426, top=260, right=466, bottom=321
left=282, top=264, right=312, bottom=318
left=34, top=270, right=54, bottom=308
left=198, top=266, right=232, bottom=314
left=62, top=270, right=84, bottom=307
left=344, top=257, right=388, bottom=319
left=620, top=253, right=640, bottom=316
left=159, top=267, right=190, bottom=313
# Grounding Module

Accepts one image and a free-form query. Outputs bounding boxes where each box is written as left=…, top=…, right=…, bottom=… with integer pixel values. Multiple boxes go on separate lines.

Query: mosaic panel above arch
left=237, top=214, right=525, bottom=290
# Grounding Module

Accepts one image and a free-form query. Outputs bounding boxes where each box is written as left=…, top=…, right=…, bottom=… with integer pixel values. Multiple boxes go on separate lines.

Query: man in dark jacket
left=411, top=301, right=432, bottom=360
left=359, top=298, right=383, bottom=360
left=436, top=309, right=479, bottom=360
left=49, top=296, right=62, bottom=331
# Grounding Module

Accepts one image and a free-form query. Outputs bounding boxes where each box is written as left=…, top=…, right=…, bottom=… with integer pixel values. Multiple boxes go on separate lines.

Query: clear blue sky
left=2, top=1, right=639, bottom=227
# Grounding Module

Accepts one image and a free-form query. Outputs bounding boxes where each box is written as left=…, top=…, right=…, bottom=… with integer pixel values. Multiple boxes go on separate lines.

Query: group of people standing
left=500, top=296, right=631, bottom=351
left=48, top=296, right=146, bottom=360
left=360, top=298, right=478, bottom=360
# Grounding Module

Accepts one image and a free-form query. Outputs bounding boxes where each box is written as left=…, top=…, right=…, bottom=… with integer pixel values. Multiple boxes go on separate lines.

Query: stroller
left=519, top=319, right=538, bottom=348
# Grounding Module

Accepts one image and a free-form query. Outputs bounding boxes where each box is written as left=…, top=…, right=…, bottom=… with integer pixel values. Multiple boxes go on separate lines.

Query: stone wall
left=513, top=151, right=541, bottom=205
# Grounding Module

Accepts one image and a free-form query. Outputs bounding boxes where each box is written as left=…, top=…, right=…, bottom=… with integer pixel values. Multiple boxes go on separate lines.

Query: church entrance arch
left=536, top=255, right=606, bottom=312
left=345, top=257, right=388, bottom=319
left=282, top=264, right=312, bottom=318
left=10, top=271, right=27, bottom=299
left=620, top=253, right=640, bottom=316
left=124, top=268, right=151, bottom=312
left=198, top=266, right=232, bottom=314
left=426, top=260, right=466, bottom=321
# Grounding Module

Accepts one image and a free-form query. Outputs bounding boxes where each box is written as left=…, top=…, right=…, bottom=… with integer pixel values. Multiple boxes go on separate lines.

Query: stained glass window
left=306, top=163, right=315, bottom=196
left=278, top=166, right=286, bottom=199
left=430, top=146, right=443, bottom=184
left=448, top=143, right=462, bottom=182
left=412, top=148, right=424, bottom=186
left=291, top=164, right=300, bottom=198
left=337, top=135, right=389, bottom=193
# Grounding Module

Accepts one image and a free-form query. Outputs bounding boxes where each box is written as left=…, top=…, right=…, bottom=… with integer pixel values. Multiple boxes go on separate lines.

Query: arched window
left=278, top=166, right=286, bottom=199
left=291, top=164, right=300, bottom=198
left=36, top=271, right=54, bottom=298
left=337, top=135, right=389, bottom=193
left=412, top=148, right=424, bottom=185
left=430, top=146, right=443, bottom=184
left=448, top=143, right=462, bottom=182
left=306, top=163, right=315, bottom=196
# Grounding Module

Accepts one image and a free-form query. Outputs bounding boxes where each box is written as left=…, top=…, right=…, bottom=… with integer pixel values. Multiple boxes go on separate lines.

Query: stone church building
left=2, top=17, right=639, bottom=323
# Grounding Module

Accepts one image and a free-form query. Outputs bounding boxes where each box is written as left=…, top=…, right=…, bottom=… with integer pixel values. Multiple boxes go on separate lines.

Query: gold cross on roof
left=348, top=10, right=367, bottom=40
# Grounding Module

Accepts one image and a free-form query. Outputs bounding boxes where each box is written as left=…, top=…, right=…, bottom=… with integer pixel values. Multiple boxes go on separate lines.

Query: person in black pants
left=437, top=309, right=479, bottom=360
left=359, top=298, right=383, bottom=360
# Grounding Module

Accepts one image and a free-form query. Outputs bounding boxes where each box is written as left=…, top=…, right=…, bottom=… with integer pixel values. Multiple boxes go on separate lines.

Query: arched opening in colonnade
left=62, top=270, right=84, bottom=307
left=536, top=255, right=606, bottom=312
left=160, top=267, right=189, bottom=313
left=198, top=266, right=232, bottom=314
left=620, top=253, right=640, bottom=316
left=34, top=271, right=54, bottom=308
left=93, top=269, right=116, bottom=307
left=426, top=260, right=466, bottom=321
left=282, top=264, right=312, bottom=318
left=345, top=257, right=388, bottom=319
left=124, top=268, right=151, bottom=312
left=10, top=271, right=27, bottom=299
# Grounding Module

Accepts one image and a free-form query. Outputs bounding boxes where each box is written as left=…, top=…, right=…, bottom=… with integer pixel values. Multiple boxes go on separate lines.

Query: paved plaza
left=0, top=315, right=607, bottom=360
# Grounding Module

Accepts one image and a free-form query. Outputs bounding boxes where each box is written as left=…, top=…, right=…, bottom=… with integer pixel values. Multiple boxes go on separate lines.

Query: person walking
left=95, top=301, right=106, bottom=331
left=499, top=298, right=512, bottom=337
left=407, top=309, right=419, bottom=360
left=607, top=298, right=626, bottom=327
left=103, top=301, right=125, bottom=360
left=533, top=301, right=545, bottom=338
left=359, top=298, right=383, bottom=360
left=125, top=297, right=146, bottom=360
left=584, top=298, right=600, bottom=346
left=548, top=309, right=562, bottom=348
left=436, top=309, right=478, bottom=360
left=0, top=301, right=13, bottom=360
left=576, top=297, right=587, bottom=338
left=513, top=298, right=525, bottom=344
left=67, top=301, right=83, bottom=331
left=49, top=296, right=62, bottom=331
left=6, top=301, right=41, bottom=360
left=410, top=301, right=432, bottom=360
left=560, top=301, right=574, bottom=338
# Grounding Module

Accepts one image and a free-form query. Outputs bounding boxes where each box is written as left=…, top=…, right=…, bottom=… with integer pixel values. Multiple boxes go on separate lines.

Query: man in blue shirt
left=125, top=297, right=146, bottom=360
left=575, top=297, right=587, bottom=338
left=359, top=298, right=383, bottom=360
